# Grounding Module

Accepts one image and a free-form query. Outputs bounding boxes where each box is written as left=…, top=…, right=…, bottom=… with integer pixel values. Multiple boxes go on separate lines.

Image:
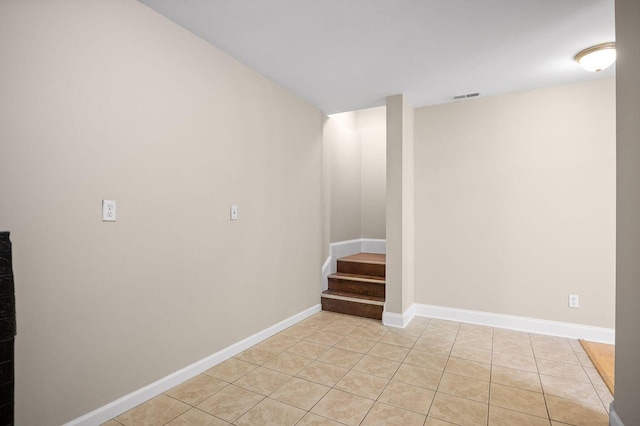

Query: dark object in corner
left=0, top=233, right=15, bottom=426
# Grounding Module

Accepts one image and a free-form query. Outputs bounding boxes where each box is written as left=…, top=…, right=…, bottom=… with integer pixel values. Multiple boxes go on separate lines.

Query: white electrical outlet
left=102, top=200, right=116, bottom=222
left=569, top=294, right=579, bottom=308
left=230, top=205, right=238, bottom=221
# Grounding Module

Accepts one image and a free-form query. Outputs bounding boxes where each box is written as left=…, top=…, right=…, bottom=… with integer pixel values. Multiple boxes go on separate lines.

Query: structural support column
left=384, top=94, right=415, bottom=326
left=613, top=1, right=640, bottom=424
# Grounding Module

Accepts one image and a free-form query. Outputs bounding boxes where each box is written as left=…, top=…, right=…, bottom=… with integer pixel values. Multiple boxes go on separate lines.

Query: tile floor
left=104, top=311, right=613, bottom=426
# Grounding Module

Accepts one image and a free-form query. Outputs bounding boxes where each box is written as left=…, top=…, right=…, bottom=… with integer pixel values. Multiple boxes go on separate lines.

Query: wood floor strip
left=580, top=339, right=615, bottom=394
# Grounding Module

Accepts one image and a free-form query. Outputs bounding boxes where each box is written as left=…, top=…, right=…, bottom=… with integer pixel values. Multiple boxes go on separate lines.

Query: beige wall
left=323, top=107, right=386, bottom=244
left=324, top=112, right=362, bottom=243
left=414, top=79, right=616, bottom=328
left=357, top=107, right=387, bottom=240
left=614, top=0, right=640, bottom=423
left=0, top=1, right=323, bottom=424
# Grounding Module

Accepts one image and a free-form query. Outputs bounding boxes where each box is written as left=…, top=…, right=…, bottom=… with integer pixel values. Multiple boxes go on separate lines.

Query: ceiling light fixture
left=574, top=42, right=616, bottom=72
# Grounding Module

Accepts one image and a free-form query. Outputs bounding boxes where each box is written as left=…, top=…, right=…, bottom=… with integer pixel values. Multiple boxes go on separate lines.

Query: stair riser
left=321, top=298, right=383, bottom=320
left=328, top=278, right=385, bottom=298
left=337, top=261, right=385, bottom=277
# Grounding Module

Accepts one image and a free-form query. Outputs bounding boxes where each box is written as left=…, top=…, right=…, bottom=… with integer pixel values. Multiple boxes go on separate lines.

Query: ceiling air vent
left=453, top=92, right=480, bottom=100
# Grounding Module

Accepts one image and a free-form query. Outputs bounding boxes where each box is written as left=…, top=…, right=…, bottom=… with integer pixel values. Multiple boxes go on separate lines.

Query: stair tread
left=328, top=272, right=385, bottom=283
left=322, top=289, right=385, bottom=303
left=339, top=253, right=386, bottom=265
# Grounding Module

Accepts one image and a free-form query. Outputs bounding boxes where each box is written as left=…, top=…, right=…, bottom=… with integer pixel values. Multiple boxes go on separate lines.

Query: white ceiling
left=138, top=0, right=615, bottom=114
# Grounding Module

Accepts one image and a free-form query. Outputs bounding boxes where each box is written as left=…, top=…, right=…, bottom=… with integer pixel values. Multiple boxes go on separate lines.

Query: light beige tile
left=310, top=389, right=374, bottom=426
left=450, top=344, right=492, bottom=364
left=428, top=392, right=488, bottom=426
left=583, top=366, right=608, bottom=387
left=576, top=352, right=595, bottom=367
left=318, top=347, right=363, bottom=368
left=361, top=402, right=426, bottom=425
left=454, top=334, right=493, bottom=351
left=262, top=351, right=313, bottom=375
left=488, top=406, right=550, bottom=426
left=493, top=329, right=529, bottom=341
left=296, top=360, right=348, bottom=387
left=492, top=351, right=538, bottom=373
left=536, top=359, right=590, bottom=383
left=305, top=330, right=343, bottom=346
left=425, top=417, right=458, bottom=425
left=408, top=316, right=431, bottom=327
left=490, top=365, right=542, bottom=392
left=368, top=342, right=410, bottom=362
left=359, top=318, right=391, bottom=332
left=378, top=332, right=419, bottom=348
left=116, top=394, right=190, bottom=426
left=259, top=335, right=301, bottom=352
left=279, top=324, right=316, bottom=339
left=234, top=346, right=280, bottom=365
left=296, top=412, right=344, bottom=425
left=298, top=313, right=339, bottom=329
left=545, top=394, right=609, bottom=425
left=403, top=349, right=448, bottom=371
left=348, top=326, right=388, bottom=341
left=392, top=364, right=441, bottom=390
left=539, top=374, right=601, bottom=405
left=165, top=374, right=227, bottom=405
left=594, top=384, right=613, bottom=410
left=490, top=383, right=547, bottom=418
left=101, top=421, right=124, bottom=426
left=352, top=354, right=400, bottom=379
left=491, top=340, right=534, bottom=357
left=269, top=377, right=330, bottom=410
left=459, top=324, right=494, bottom=336
left=421, top=328, right=458, bottom=340
left=286, top=340, right=331, bottom=359
left=165, top=408, right=229, bottom=425
left=203, top=358, right=257, bottom=383
left=197, top=384, right=264, bottom=422
left=233, top=366, right=291, bottom=395
left=533, top=347, right=580, bottom=365
left=426, top=319, right=461, bottom=332
left=569, top=339, right=586, bottom=354
left=378, top=379, right=435, bottom=414
left=414, top=337, right=454, bottom=355
left=334, top=370, right=389, bottom=399
left=334, top=335, right=376, bottom=353
left=445, top=357, right=491, bottom=381
left=387, top=325, right=423, bottom=338
left=234, top=398, right=305, bottom=426
left=321, top=321, right=359, bottom=336
left=402, top=322, right=429, bottom=336
left=438, top=372, right=489, bottom=403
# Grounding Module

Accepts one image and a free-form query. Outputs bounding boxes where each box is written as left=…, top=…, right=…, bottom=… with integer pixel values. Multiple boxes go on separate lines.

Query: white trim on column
left=413, top=304, right=615, bottom=344
left=64, top=304, right=322, bottom=426
left=322, top=239, right=386, bottom=290
left=383, top=304, right=415, bottom=328
left=610, top=405, right=624, bottom=426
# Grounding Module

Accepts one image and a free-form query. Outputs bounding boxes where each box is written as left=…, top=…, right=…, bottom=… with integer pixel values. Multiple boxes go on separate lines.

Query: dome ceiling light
left=574, top=42, right=616, bottom=72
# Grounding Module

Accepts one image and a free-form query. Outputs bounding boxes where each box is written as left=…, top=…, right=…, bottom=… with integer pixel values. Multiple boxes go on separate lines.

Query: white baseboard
left=323, top=239, right=386, bottom=290
left=610, top=404, right=624, bottom=426
left=383, top=305, right=415, bottom=328
left=64, top=304, right=322, bottom=426
left=413, top=304, right=615, bottom=344
left=329, top=238, right=386, bottom=259
left=321, top=256, right=332, bottom=291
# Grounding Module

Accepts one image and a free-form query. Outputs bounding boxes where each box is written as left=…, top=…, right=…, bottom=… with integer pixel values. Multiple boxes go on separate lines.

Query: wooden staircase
left=321, top=253, right=385, bottom=320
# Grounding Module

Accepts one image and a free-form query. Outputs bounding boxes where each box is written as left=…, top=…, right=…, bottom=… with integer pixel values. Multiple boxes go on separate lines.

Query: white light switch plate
left=230, top=205, right=238, bottom=221
left=102, top=200, right=116, bottom=222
